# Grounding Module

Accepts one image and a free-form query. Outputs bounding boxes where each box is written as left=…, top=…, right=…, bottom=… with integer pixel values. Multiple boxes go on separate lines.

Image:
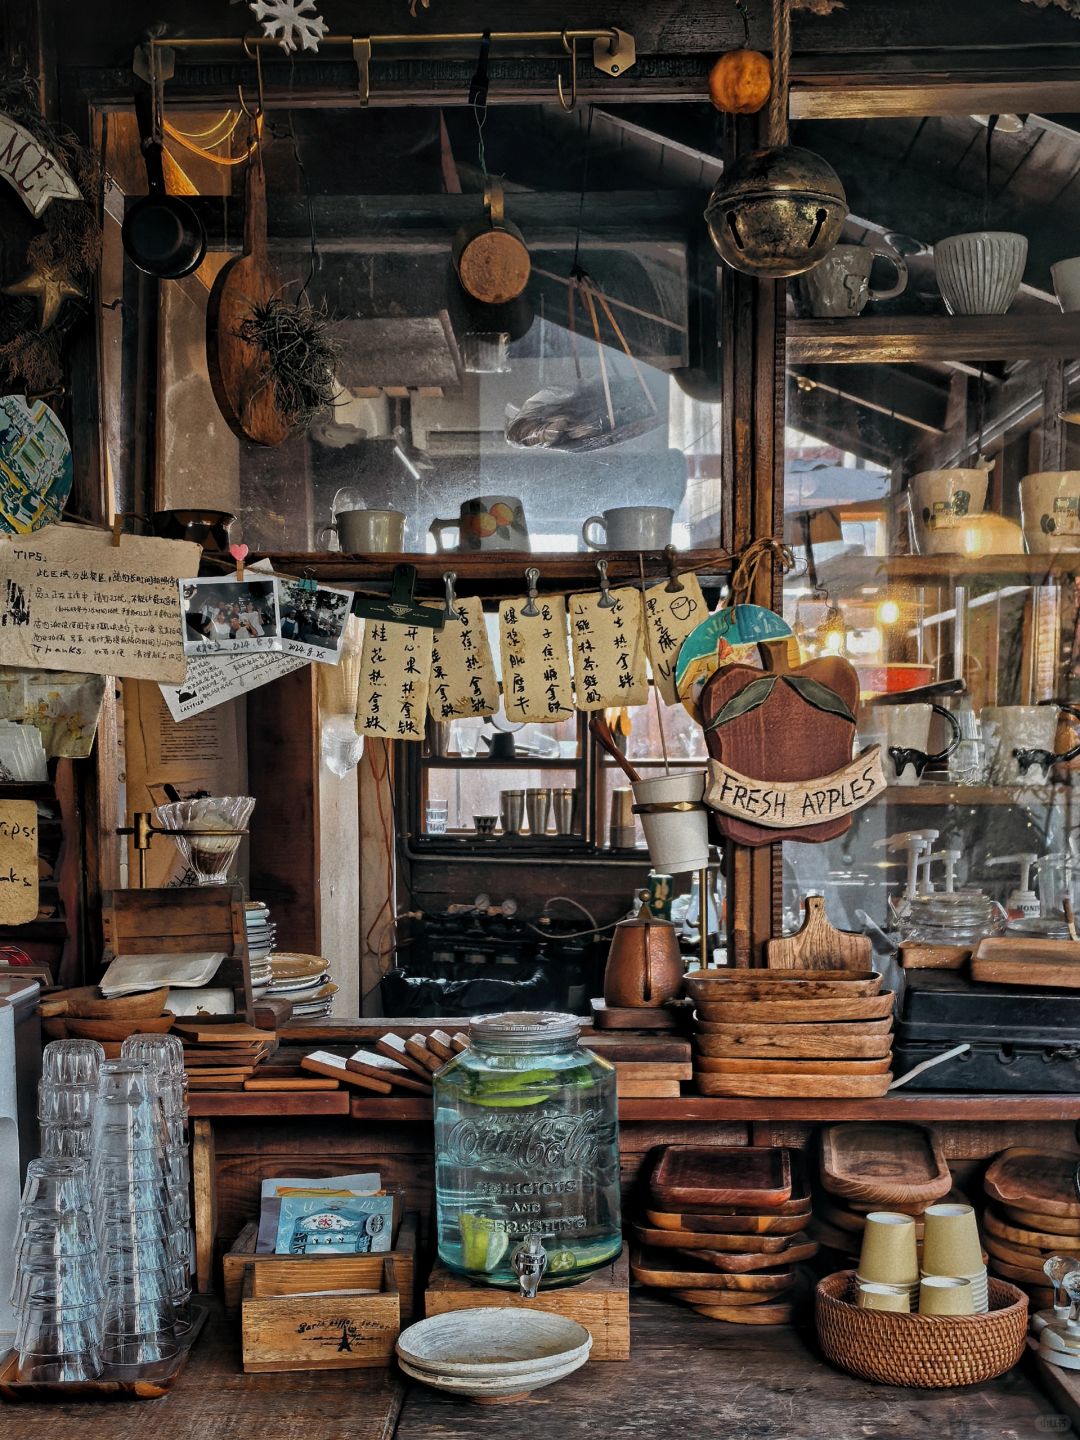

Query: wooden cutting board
left=695, top=1070, right=892, bottom=1098
left=695, top=1054, right=892, bottom=1075
left=984, top=1206, right=1080, bottom=1252
left=630, top=1249, right=796, bottom=1291
left=687, top=968, right=882, bottom=1001
left=984, top=1148, right=1080, bottom=1220
left=632, top=1224, right=790, bottom=1253
left=971, top=937, right=1080, bottom=988
left=648, top=1145, right=791, bottom=1209
left=675, top=1239, right=818, bottom=1273
left=1004, top=1206, right=1080, bottom=1236
left=644, top=1208, right=808, bottom=1236
left=819, top=1123, right=951, bottom=1206
left=765, top=895, right=873, bottom=971
left=695, top=1023, right=892, bottom=1061
left=695, top=993, right=894, bottom=1024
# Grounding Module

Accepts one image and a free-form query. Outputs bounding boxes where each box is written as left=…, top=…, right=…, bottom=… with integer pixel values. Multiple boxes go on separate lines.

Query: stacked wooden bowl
left=687, top=970, right=894, bottom=1097
left=982, top=1148, right=1080, bottom=1310
left=631, top=1145, right=817, bottom=1325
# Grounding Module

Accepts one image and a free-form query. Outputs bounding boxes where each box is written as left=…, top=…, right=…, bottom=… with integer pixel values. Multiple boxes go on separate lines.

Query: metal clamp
left=522, top=567, right=541, bottom=617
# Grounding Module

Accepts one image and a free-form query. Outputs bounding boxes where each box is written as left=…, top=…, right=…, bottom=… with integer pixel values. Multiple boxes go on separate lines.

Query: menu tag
left=643, top=574, right=708, bottom=705
left=428, top=596, right=498, bottom=720
left=0, top=800, right=37, bottom=924
left=498, top=597, right=574, bottom=724
left=357, top=619, right=434, bottom=740
left=569, top=588, right=649, bottom=711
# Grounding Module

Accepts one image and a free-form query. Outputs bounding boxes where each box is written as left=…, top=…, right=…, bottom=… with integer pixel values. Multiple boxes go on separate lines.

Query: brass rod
left=151, top=29, right=619, bottom=53
left=699, top=865, right=710, bottom=972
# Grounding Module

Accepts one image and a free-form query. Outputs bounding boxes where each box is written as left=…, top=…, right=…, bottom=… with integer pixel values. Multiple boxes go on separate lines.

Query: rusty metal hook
left=238, top=36, right=265, bottom=119
left=557, top=31, right=578, bottom=112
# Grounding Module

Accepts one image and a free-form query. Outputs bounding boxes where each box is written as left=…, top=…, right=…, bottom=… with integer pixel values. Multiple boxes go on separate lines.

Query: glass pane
left=426, top=767, right=581, bottom=837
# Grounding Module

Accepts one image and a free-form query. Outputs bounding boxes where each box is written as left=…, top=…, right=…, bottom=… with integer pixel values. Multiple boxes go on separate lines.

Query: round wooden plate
left=675, top=1239, right=818, bottom=1273
left=630, top=1250, right=796, bottom=1291
left=688, top=1299, right=798, bottom=1324
left=983, top=1232, right=1070, bottom=1277
left=644, top=1208, right=808, bottom=1236
left=983, top=1206, right=1080, bottom=1252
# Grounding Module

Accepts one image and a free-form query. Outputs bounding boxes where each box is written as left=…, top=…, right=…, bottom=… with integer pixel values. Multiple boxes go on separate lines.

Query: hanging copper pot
left=704, top=145, right=847, bottom=278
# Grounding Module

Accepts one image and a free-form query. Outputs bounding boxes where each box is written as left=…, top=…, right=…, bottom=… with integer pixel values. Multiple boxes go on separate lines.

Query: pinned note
left=159, top=651, right=309, bottom=723
left=569, top=588, right=649, bottom=712
left=358, top=619, right=434, bottom=740
left=499, top=596, right=574, bottom=724
left=643, top=574, right=708, bottom=705
left=427, top=596, right=498, bottom=720
left=0, top=800, right=37, bottom=925
left=0, top=525, right=199, bottom=683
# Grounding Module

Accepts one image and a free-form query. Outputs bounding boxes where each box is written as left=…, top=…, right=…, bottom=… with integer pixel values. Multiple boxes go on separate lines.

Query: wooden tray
left=819, top=1123, right=951, bottom=1207
left=631, top=1249, right=796, bottom=1291
left=673, top=1239, right=818, bottom=1273
left=648, top=1145, right=791, bottom=1210
left=669, top=1286, right=789, bottom=1306
left=694, top=993, right=894, bottom=1024
left=632, top=1224, right=791, bottom=1253
left=695, top=1070, right=892, bottom=1098
left=644, top=1208, right=808, bottom=1236
left=686, top=970, right=882, bottom=1003
left=696, top=1024, right=892, bottom=1061
left=0, top=1303, right=207, bottom=1401
left=984, top=1206, right=1080, bottom=1253
left=648, top=1154, right=811, bottom=1218
left=688, top=1298, right=799, bottom=1323
left=984, top=1148, right=1080, bottom=1220
left=971, top=937, right=1080, bottom=988
left=695, top=1054, right=892, bottom=1075
left=590, top=998, right=680, bottom=1030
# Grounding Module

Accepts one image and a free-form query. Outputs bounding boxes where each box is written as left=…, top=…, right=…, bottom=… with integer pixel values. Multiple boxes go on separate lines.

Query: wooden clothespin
left=522, top=566, right=541, bottom=617
left=229, top=543, right=248, bottom=582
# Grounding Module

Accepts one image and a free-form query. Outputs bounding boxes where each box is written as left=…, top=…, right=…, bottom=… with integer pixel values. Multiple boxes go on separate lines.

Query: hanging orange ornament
left=708, top=49, right=772, bottom=114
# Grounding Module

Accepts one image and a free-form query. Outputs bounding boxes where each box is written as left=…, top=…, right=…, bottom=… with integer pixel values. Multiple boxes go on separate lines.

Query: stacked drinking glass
left=11, top=1156, right=103, bottom=1380
left=38, top=1038, right=104, bottom=1160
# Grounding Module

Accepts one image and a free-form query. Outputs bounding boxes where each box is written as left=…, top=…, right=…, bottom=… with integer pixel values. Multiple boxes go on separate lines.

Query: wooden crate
left=223, top=1210, right=418, bottom=1318
left=423, top=1247, right=630, bottom=1360
left=241, top=1254, right=401, bottom=1372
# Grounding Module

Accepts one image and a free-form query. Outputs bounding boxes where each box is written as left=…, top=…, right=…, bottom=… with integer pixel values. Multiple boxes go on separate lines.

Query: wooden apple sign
left=701, top=649, right=884, bottom=846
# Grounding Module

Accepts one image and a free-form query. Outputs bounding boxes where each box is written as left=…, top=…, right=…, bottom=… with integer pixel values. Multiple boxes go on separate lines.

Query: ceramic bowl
left=396, top=1307, right=592, bottom=1378
left=933, top=231, right=1027, bottom=315
left=396, top=1352, right=588, bottom=1403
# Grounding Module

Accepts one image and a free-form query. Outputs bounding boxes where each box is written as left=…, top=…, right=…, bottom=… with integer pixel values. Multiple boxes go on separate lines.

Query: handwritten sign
left=704, top=746, right=885, bottom=829
left=643, top=574, right=707, bottom=706
left=569, top=588, right=649, bottom=712
left=427, top=596, right=498, bottom=720
left=358, top=619, right=433, bottom=740
left=0, top=800, right=37, bottom=924
left=0, top=525, right=199, bottom=683
left=0, top=113, right=81, bottom=217
left=160, top=650, right=309, bottom=723
left=499, top=596, right=574, bottom=724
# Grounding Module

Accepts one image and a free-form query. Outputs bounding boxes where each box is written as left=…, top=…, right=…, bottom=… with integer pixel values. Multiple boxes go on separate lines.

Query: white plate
left=397, top=1308, right=592, bottom=1377
left=396, top=1353, right=586, bottom=1398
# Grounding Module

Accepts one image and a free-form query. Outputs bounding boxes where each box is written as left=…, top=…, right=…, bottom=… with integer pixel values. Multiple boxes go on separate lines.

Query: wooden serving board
left=632, top=1224, right=790, bottom=1253
left=687, top=969, right=882, bottom=1002
left=631, top=1249, right=796, bottom=1291
left=590, top=998, right=680, bottom=1030
left=984, top=1233, right=1071, bottom=1276
left=695, top=1054, right=892, bottom=1075
left=694, top=1014, right=894, bottom=1037
left=675, top=1239, right=818, bottom=1273
left=819, top=1122, right=951, bottom=1207
left=765, top=895, right=873, bottom=972
left=669, top=1286, right=792, bottom=1306
left=1004, top=1206, right=1080, bottom=1237
left=695, top=993, right=894, bottom=1024
left=695, top=1070, right=892, bottom=1098
left=984, top=1206, right=1080, bottom=1253
left=648, top=1145, right=791, bottom=1210
left=984, top=1148, right=1080, bottom=1220
left=644, top=1208, right=809, bottom=1236
left=688, top=1298, right=799, bottom=1324
left=695, top=1024, right=892, bottom=1061
left=899, top=943, right=970, bottom=971
left=648, top=1157, right=811, bottom=1218
left=971, top=937, right=1080, bottom=989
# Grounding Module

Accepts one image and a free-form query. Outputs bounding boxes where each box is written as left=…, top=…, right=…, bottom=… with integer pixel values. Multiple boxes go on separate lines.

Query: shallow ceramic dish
left=396, top=1308, right=591, bottom=1377
left=396, top=1352, right=587, bottom=1403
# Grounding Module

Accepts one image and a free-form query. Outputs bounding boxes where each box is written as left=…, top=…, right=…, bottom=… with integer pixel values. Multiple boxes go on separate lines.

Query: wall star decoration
left=2, top=260, right=83, bottom=331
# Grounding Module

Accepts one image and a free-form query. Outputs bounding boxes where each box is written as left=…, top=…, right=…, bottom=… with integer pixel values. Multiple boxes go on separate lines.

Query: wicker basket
left=815, top=1271, right=1028, bottom=1388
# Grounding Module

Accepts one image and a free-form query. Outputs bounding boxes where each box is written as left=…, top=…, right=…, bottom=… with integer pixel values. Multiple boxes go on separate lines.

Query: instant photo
left=277, top=579, right=352, bottom=665
left=180, top=578, right=282, bottom=656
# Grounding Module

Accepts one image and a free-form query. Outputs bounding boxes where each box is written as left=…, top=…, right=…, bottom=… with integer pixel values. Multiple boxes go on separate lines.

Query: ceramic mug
left=582, top=506, right=674, bottom=551
left=908, top=470, right=990, bottom=556
left=430, top=496, right=529, bottom=552
left=933, top=231, right=1027, bottom=316
left=1052, top=257, right=1080, bottom=313
left=795, top=243, right=907, bottom=318
left=319, top=507, right=406, bottom=554
left=1021, top=472, right=1080, bottom=554
left=885, top=703, right=961, bottom=786
left=982, top=703, right=1080, bottom=784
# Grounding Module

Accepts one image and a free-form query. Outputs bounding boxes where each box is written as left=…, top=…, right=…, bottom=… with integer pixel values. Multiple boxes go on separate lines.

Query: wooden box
left=423, top=1247, right=630, bottom=1360
left=241, top=1254, right=401, bottom=1372
left=223, top=1211, right=418, bottom=1319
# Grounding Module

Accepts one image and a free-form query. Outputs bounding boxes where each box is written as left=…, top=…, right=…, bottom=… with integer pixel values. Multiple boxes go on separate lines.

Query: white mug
left=1052, top=257, right=1080, bottom=313
left=582, top=506, right=674, bottom=551
left=982, top=703, right=1080, bottom=785
left=885, top=703, right=961, bottom=786
left=909, top=470, right=989, bottom=556
left=1020, top=472, right=1080, bottom=554
left=319, top=507, right=405, bottom=554
left=430, top=496, right=529, bottom=552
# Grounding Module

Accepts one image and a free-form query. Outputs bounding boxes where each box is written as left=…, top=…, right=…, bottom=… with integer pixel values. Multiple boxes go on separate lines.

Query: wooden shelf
left=872, top=784, right=1056, bottom=807
left=811, top=552, right=1078, bottom=593
left=788, top=312, right=1080, bottom=365
left=422, top=757, right=579, bottom=769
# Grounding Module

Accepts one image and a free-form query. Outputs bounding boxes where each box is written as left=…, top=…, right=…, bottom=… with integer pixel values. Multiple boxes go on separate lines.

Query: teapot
left=603, top=897, right=684, bottom=1009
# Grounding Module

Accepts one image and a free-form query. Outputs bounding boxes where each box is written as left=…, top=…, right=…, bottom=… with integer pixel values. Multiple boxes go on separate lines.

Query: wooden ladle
left=589, top=715, right=641, bottom=784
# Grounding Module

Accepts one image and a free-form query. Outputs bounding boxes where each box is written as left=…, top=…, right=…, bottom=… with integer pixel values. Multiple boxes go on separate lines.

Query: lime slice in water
left=460, top=1211, right=509, bottom=1272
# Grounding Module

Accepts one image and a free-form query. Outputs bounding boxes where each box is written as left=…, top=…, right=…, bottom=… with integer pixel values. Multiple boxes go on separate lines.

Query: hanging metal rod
left=149, top=29, right=628, bottom=57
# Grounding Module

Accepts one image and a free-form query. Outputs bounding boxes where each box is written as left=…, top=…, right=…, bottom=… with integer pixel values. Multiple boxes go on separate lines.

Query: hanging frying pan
left=122, top=88, right=206, bottom=280
left=453, top=179, right=531, bottom=306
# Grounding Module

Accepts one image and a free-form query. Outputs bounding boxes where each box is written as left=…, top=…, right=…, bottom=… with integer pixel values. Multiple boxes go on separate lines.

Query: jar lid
left=469, top=1011, right=581, bottom=1044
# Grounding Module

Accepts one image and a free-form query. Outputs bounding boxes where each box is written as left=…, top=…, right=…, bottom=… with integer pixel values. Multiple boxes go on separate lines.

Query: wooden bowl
left=64, top=986, right=170, bottom=1020
left=65, top=1015, right=175, bottom=1043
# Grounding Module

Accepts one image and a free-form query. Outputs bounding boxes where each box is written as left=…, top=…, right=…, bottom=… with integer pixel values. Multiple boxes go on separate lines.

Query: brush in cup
left=918, top=1275, right=974, bottom=1316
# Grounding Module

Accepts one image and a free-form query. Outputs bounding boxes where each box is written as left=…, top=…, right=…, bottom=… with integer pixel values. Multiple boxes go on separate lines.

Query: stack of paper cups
left=857, top=1281, right=911, bottom=1313
left=921, top=1203, right=987, bottom=1313
left=856, top=1212, right=920, bottom=1308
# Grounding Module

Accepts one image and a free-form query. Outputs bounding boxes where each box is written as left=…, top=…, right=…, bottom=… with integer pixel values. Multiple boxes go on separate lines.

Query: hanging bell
left=704, top=145, right=847, bottom=278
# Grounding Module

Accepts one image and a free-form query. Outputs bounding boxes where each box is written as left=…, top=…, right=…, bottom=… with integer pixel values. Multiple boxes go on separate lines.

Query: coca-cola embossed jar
left=433, top=1011, right=621, bottom=1293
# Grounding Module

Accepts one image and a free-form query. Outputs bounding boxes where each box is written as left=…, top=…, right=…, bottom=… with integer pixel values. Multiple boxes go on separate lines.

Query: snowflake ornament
left=249, top=0, right=329, bottom=53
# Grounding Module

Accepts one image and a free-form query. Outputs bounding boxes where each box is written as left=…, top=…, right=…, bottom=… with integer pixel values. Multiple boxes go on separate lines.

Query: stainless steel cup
left=551, top=787, right=577, bottom=836
left=525, top=788, right=549, bottom=836
left=608, top=787, right=635, bottom=848
left=500, top=789, right=526, bottom=835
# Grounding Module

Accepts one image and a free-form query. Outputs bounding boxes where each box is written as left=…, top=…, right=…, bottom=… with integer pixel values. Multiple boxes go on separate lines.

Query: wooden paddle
left=206, top=124, right=290, bottom=447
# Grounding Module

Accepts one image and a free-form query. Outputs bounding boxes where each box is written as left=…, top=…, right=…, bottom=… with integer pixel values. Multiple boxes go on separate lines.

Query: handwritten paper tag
left=159, top=651, right=309, bottom=723
left=499, top=596, right=574, bottom=724
left=643, top=574, right=708, bottom=705
left=357, top=619, right=434, bottom=740
left=569, top=588, right=649, bottom=712
left=0, top=800, right=38, bottom=924
left=0, top=525, right=199, bottom=683
left=428, top=596, right=498, bottom=720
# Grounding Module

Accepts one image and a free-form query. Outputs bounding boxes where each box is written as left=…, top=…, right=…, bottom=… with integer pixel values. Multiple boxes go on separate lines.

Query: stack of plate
left=688, top=969, right=894, bottom=1097
left=266, top=952, right=337, bottom=1018
left=395, top=1309, right=591, bottom=1404
left=245, top=901, right=277, bottom=963
left=631, top=1145, right=816, bottom=1325
left=982, top=1147, right=1080, bottom=1311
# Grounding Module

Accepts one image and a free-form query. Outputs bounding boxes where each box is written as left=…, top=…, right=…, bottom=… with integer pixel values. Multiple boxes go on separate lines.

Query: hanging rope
left=766, top=0, right=792, bottom=149
left=728, top=536, right=796, bottom=607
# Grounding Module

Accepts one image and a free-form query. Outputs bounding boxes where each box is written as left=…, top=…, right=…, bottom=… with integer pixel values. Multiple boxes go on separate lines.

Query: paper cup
left=1021, top=472, right=1080, bottom=554
left=921, top=1204, right=983, bottom=1277
left=857, top=1212, right=919, bottom=1287
left=631, top=769, right=709, bottom=876
left=919, top=1275, right=974, bottom=1316
left=857, top=1281, right=911, bottom=1313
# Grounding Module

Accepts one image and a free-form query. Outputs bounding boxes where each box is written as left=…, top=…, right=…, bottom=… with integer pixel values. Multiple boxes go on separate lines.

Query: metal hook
left=557, top=31, right=578, bottom=112
left=522, top=567, right=541, bottom=618
left=238, top=37, right=265, bottom=119
left=442, top=571, right=460, bottom=623
left=663, top=544, right=684, bottom=593
left=596, top=558, right=616, bottom=609
left=296, top=566, right=318, bottom=595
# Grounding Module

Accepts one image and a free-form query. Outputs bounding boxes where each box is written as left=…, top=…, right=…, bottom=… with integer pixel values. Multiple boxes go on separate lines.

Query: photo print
left=180, top=577, right=281, bottom=657
left=277, top=578, right=353, bottom=665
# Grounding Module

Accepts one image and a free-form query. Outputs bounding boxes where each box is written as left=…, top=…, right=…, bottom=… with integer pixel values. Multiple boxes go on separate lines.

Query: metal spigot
left=511, top=1234, right=548, bottom=1299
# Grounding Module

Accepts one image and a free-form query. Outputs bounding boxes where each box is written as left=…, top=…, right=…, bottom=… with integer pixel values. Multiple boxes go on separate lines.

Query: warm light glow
left=822, top=629, right=844, bottom=655
left=877, top=598, right=901, bottom=625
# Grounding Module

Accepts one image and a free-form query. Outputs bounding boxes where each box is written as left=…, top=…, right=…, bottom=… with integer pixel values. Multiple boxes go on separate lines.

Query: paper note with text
left=569, top=588, right=649, bottom=712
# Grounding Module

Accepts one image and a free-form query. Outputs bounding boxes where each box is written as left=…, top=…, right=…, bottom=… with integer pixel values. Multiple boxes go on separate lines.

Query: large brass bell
left=704, top=145, right=847, bottom=278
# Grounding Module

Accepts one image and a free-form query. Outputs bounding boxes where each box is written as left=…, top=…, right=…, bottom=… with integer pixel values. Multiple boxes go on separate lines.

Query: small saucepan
left=122, top=91, right=206, bottom=280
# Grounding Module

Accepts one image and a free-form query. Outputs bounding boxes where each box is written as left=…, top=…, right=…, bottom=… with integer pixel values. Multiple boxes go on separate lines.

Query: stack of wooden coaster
left=302, top=1030, right=469, bottom=1094
left=631, top=1145, right=816, bottom=1324
left=982, top=1147, right=1080, bottom=1310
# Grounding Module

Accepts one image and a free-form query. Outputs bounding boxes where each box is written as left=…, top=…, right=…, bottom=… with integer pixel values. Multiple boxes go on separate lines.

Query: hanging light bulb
left=816, top=600, right=847, bottom=656
left=877, top=597, right=901, bottom=626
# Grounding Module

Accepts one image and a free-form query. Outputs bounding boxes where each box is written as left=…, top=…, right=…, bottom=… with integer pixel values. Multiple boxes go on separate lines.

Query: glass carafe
left=433, top=1011, right=621, bottom=1293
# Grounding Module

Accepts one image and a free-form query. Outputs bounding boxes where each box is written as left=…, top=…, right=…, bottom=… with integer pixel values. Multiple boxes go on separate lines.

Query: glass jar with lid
left=433, top=1011, right=621, bottom=1295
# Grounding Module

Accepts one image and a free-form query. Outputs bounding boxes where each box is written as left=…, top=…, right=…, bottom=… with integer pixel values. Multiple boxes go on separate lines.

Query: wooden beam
left=788, top=314, right=1080, bottom=365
